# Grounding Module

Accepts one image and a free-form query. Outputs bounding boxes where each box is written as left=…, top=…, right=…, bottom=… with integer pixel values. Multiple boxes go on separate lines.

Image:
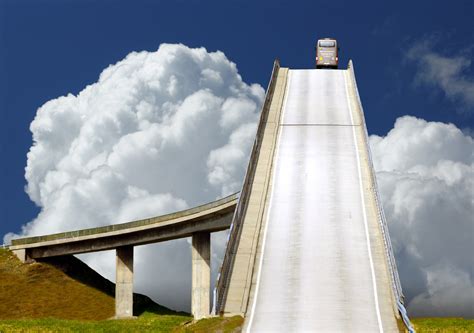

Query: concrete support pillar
left=115, top=246, right=134, bottom=318
left=12, top=249, right=27, bottom=263
left=192, top=232, right=211, bottom=320
left=12, top=249, right=33, bottom=263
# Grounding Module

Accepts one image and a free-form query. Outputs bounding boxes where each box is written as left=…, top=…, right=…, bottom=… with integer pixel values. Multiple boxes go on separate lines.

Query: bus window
left=319, top=41, right=335, bottom=48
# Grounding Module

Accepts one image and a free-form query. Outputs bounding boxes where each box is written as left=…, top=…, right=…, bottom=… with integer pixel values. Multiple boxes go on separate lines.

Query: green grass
left=411, top=318, right=474, bottom=333
left=0, top=313, right=190, bottom=333
left=0, top=248, right=181, bottom=321
left=3, top=316, right=474, bottom=333
left=0, top=249, right=114, bottom=320
left=0, top=315, right=246, bottom=333
left=175, top=316, right=244, bottom=333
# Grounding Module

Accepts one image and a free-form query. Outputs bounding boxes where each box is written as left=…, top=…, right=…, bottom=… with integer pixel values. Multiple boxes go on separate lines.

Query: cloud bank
left=23, top=44, right=264, bottom=230
left=370, top=116, right=474, bottom=317
left=6, top=43, right=264, bottom=310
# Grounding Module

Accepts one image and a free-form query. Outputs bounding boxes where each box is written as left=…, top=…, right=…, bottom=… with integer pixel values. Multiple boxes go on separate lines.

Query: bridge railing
left=214, top=59, right=281, bottom=314
left=11, top=193, right=238, bottom=248
left=347, top=60, right=414, bottom=333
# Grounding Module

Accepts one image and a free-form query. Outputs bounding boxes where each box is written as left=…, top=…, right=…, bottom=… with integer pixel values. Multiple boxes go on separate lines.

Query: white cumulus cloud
left=5, top=43, right=264, bottom=311
left=407, top=40, right=474, bottom=110
left=370, top=116, right=474, bottom=317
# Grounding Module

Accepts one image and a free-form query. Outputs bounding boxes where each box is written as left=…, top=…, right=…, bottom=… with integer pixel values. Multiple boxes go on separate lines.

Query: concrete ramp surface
left=245, top=69, right=399, bottom=332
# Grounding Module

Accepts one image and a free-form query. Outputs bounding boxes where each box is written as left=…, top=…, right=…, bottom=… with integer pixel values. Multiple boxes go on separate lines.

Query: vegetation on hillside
left=0, top=315, right=188, bottom=333
left=0, top=248, right=181, bottom=320
left=174, top=316, right=244, bottom=333
left=411, top=317, right=474, bottom=333
left=0, top=248, right=116, bottom=320
left=0, top=315, right=244, bottom=333
left=0, top=248, right=244, bottom=332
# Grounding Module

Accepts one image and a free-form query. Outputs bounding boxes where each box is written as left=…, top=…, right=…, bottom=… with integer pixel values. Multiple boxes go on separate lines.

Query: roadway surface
left=246, top=69, right=391, bottom=332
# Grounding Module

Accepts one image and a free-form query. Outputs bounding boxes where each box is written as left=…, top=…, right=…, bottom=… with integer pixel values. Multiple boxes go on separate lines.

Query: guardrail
left=214, top=59, right=281, bottom=314
left=11, top=193, right=238, bottom=247
left=347, top=60, right=415, bottom=333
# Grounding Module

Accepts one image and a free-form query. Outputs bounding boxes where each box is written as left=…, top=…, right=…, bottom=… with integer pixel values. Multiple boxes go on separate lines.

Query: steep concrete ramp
left=245, top=69, right=400, bottom=331
left=214, top=66, right=405, bottom=332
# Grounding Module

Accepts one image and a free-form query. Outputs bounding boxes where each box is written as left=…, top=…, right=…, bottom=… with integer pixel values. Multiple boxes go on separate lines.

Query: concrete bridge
left=10, top=60, right=413, bottom=332
left=10, top=193, right=237, bottom=319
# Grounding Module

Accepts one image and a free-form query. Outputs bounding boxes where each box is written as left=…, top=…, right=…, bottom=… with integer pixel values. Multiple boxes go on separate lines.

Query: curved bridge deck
left=10, top=193, right=237, bottom=259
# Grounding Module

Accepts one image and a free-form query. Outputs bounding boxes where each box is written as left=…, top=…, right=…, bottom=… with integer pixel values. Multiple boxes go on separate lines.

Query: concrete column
left=192, top=232, right=211, bottom=320
left=12, top=249, right=27, bottom=263
left=115, top=246, right=134, bottom=318
left=12, top=249, right=34, bottom=263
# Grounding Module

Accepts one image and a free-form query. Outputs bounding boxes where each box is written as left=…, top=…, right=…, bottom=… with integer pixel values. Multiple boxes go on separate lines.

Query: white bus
left=316, top=38, right=339, bottom=69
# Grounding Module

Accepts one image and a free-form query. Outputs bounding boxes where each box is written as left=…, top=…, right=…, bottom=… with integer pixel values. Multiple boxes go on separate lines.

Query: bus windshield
left=319, top=41, right=335, bottom=47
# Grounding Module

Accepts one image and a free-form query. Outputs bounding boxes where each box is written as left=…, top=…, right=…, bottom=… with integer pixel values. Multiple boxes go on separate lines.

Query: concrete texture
left=115, top=246, right=134, bottom=318
left=216, top=61, right=283, bottom=314
left=218, top=65, right=402, bottom=331
left=12, top=249, right=26, bottom=263
left=245, top=69, right=399, bottom=332
left=12, top=193, right=238, bottom=247
left=191, top=232, right=211, bottom=320
left=218, top=66, right=289, bottom=315
left=9, top=193, right=237, bottom=259
left=345, top=67, right=402, bottom=327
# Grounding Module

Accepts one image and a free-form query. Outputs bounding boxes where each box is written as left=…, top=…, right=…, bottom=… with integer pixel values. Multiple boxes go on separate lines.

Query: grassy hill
left=0, top=248, right=246, bottom=332
left=0, top=248, right=112, bottom=320
left=0, top=248, right=180, bottom=320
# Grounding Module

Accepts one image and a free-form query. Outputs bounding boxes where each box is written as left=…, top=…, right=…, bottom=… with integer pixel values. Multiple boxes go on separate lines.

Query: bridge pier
left=115, top=246, right=134, bottom=318
left=12, top=249, right=27, bottom=262
left=192, top=232, right=210, bottom=320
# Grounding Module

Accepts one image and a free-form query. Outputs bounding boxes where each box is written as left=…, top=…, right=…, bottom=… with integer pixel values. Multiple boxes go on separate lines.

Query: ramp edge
left=215, top=59, right=282, bottom=315
left=347, top=60, right=415, bottom=333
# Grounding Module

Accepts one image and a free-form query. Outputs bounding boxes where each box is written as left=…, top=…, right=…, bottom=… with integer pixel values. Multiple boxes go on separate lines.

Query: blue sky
left=0, top=0, right=474, bottom=234
left=1, top=0, right=473, bottom=316
left=1, top=0, right=472, bottom=242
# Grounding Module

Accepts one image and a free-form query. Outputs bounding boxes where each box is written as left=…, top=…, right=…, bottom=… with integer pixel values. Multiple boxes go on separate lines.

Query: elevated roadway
left=10, top=193, right=238, bottom=320
left=10, top=193, right=237, bottom=259
left=217, top=61, right=411, bottom=332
